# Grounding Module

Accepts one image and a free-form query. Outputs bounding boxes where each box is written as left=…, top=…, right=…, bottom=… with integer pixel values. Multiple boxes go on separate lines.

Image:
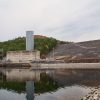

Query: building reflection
left=3, top=69, right=40, bottom=82
left=26, top=81, right=34, bottom=100
left=1, top=69, right=40, bottom=100
left=0, top=69, right=40, bottom=100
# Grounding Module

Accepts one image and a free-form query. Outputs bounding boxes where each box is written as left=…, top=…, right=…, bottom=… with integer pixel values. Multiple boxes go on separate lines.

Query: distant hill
left=34, top=35, right=47, bottom=39
left=47, top=39, right=100, bottom=59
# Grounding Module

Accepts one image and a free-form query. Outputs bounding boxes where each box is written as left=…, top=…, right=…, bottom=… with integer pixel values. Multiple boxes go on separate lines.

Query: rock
left=82, top=87, right=100, bottom=100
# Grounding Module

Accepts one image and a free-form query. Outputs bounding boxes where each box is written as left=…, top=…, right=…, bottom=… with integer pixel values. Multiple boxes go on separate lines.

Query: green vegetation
left=0, top=81, right=26, bottom=93
left=35, top=73, right=58, bottom=93
left=0, top=37, right=57, bottom=57
left=34, top=37, right=57, bottom=58
left=0, top=73, right=59, bottom=93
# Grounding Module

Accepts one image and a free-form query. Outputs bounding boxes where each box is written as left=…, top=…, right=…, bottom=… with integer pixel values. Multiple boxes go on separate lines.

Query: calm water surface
left=0, top=68, right=100, bottom=100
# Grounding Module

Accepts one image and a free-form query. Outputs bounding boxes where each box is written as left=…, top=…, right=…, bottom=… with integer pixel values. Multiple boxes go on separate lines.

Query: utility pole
left=0, top=48, right=3, bottom=60
left=1, top=48, right=3, bottom=69
left=53, top=47, right=55, bottom=60
left=1, top=48, right=3, bottom=61
left=0, top=48, right=3, bottom=82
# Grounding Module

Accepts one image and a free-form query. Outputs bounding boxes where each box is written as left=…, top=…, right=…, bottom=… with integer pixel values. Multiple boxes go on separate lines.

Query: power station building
left=6, top=31, right=40, bottom=62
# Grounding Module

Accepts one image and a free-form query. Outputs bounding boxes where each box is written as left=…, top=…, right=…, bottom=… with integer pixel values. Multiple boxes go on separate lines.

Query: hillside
left=47, top=39, right=100, bottom=60
left=1, top=35, right=99, bottom=61
left=0, top=35, right=57, bottom=58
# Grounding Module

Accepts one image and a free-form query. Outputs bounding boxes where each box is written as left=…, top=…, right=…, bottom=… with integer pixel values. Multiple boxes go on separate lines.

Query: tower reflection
left=26, top=81, right=34, bottom=100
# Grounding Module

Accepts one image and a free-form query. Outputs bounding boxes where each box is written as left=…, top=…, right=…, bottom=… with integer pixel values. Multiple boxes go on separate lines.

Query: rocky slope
left=47, top=39, right=100, bottom=59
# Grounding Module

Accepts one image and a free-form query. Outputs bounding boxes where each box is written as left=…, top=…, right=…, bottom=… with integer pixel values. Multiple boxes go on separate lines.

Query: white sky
left=0, top=0, right=100, bottom=42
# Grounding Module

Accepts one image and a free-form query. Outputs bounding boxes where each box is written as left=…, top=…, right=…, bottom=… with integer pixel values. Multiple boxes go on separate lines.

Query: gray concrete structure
left=26, top=31, right=34, bottom=51
left=6, top=50, right=40, bottom=62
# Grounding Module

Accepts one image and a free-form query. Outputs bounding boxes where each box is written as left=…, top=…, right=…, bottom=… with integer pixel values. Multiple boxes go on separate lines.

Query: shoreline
left=31, top=63, right=100, bottom=70
left=0, top=62, right=100, bottom=70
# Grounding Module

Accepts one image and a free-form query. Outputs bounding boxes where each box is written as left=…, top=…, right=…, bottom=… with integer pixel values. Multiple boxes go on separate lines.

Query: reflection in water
left=0, top=69, right=100, bottom=100
left=48, top=69, right=100, bottom=86
left=0, top=69, right=58, bottom=100
left=26, top=81, right=34, bottom=100
left=0, top=69, right=58, bottom=93
left=4, top=69, right=41, bottom=81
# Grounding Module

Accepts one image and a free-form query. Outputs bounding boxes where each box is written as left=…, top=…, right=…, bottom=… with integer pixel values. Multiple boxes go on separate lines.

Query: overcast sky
left=0, top=0, right=100, bottom=42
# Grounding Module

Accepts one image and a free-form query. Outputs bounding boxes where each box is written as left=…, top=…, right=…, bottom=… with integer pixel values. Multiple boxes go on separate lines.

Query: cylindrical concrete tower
left=26, top=31, right=34, bottom=51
